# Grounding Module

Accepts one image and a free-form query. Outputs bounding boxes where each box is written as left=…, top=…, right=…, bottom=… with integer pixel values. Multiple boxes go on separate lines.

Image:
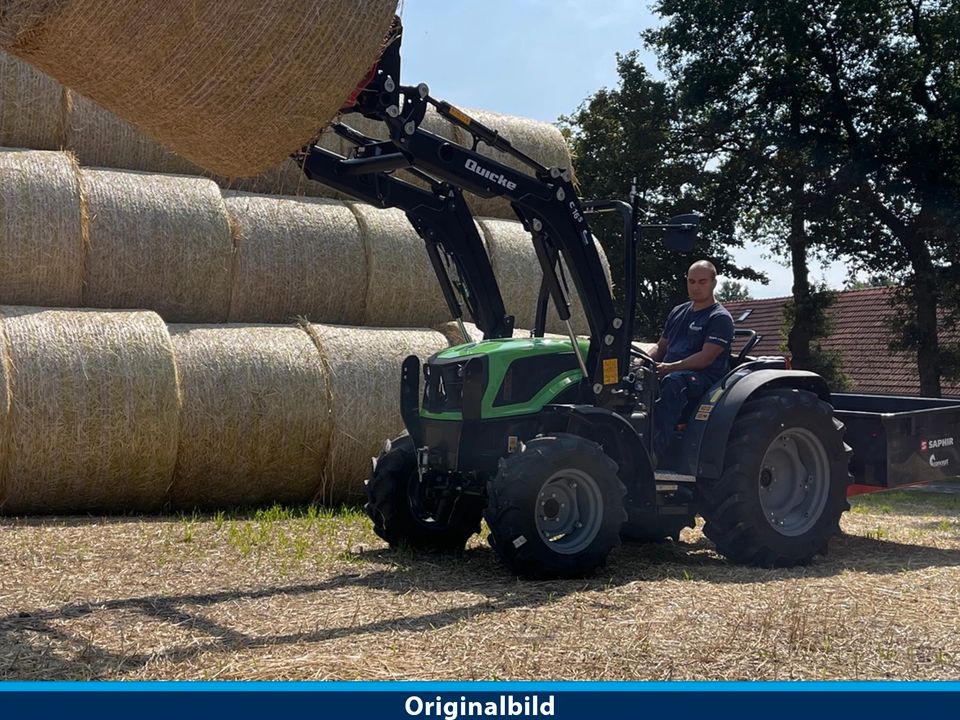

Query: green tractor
left=299, top=24, right=852, bottom=578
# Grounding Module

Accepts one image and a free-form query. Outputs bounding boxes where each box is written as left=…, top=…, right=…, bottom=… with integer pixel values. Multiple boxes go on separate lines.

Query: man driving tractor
left=648, top=260, right=735, bottom=462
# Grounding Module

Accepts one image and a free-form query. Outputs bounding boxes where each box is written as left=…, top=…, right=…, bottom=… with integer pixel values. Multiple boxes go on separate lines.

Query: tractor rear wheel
left=699, top=389, right=851, bottom=567
left=365, top=434, right=483, bottom=552
left=485, top=433, right=626, bottom=579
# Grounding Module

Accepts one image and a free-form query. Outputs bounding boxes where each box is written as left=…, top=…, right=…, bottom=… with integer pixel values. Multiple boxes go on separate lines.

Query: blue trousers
left=653, top=371, right=707, bottom=459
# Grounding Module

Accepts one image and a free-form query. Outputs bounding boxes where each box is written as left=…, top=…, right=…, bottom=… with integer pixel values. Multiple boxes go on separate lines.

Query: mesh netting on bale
left=224, top=192, right=366, bottom=325
left=79, top=168, right=234, bottom=322
left=167, top=324, right=331, bottom=510
left=0, top=51, right=64, bottom=149
left=458, top=108, right=574, bottom=220
left=347, top=202, right=453, bottom=328
left=303, top=323, right=447, bottom=504
left=479, top=217, right=609, bottom=335
left=0, top=0, right=398, bottom=176
left=66, top=92, right=201, bottom=175
left=0, top=307, right=180, bottom=514
left=0, top=149, right=84, bottom=307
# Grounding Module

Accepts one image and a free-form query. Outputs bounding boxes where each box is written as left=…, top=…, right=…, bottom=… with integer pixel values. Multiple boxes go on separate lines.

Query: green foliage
left=717, top=280, right=752, bottom=302
left=780, top=285, right=852, bottom=391
left=559, top=52, right=764, bottom=338
left=645, top=0, right=960, bottom=395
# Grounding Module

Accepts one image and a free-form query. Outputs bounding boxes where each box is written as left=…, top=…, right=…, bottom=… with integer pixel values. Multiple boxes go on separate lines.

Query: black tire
left=365, top=434, right=483, bottom=552
left=484, top=433, right=627, bottom=579
left=699, top=388, right=852, bottom=567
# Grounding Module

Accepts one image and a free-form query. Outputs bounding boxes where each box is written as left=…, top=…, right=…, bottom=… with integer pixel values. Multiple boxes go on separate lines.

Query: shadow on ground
left=2, top=523, right=958, bottom=679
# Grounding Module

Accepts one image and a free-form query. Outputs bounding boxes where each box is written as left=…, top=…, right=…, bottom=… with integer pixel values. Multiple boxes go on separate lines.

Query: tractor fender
left=540, top=404, right=656, bottom=509
left=677, top=369, right=831, bottom=479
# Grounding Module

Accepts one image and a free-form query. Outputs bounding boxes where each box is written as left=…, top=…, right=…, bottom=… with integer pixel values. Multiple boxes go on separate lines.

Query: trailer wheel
left=699, top=388, right=851, bottom=567
left=485, top=433, right=627, bottom=578
left=365, top=434, right=482, bottom=552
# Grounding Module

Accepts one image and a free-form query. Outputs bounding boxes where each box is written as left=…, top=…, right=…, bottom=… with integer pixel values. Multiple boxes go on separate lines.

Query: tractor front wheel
left=485, top=433, right=626, bottom=579
left=365, top=434, right=482, bottom=552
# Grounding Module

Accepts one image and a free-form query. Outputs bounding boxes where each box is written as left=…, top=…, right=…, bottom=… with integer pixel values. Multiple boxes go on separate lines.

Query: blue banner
left=2, top=682, right=960, bottom=720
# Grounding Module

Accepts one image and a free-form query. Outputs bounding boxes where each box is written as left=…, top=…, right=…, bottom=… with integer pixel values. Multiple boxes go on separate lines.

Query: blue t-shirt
left=662, top=301, right=735, bottom=383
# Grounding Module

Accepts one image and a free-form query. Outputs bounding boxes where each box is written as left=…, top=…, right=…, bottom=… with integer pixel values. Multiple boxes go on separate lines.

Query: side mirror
left=662, top=213, right=700, bottom=252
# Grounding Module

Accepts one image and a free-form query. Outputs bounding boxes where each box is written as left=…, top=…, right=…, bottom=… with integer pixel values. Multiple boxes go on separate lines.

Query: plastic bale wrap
left=65, top=91, right=201, bottom=175
left=79, top=168, right=234, bottom=322
left=0, top=307, right=180, bottom=514
left=224, top=193, right=366, bottom=324
left=0, top=148, right=85, bottom=307
left=303, top=324, right=447, bottom=503
left=167, top=324, right=331, bottom=510
left=0, top=51, right=65, bottom=149
left=458, top=108, right=574, bottom=220
left=478, top=217, right=601, bottom=335
left=347, top=203, right=452, bottom=328
left=0, top=0, right=399, bottom=176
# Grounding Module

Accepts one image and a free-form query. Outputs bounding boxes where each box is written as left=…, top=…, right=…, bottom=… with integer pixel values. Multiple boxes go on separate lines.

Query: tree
left=717, top=280, right=753, bottom=302
left=646, top=0, right=960, bottom=396
left=560, top=52, right=764, bottom=339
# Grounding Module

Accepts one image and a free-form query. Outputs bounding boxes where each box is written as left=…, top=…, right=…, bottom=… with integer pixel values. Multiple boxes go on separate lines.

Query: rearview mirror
left=662, top=213, right=700, bottom=252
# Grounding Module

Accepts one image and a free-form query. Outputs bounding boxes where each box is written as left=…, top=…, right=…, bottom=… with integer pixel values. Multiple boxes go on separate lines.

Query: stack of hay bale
left=0, top=3, right=611, bottom=514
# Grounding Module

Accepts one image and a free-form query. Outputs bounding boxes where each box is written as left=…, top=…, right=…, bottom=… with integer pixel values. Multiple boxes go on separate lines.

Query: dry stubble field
left=1, top=488, right=959, bottom=681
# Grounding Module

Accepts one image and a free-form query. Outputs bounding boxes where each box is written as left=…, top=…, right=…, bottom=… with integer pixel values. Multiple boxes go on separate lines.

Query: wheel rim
left=758, top=427, right=830, bottom=537
left=534, top=468, right=604, bottom=554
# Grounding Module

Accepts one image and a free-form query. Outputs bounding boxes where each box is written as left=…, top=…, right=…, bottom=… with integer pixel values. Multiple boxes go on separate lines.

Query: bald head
left=687, top=259, right=717, bottom=308
left=689, top=260, right=717, bottom=279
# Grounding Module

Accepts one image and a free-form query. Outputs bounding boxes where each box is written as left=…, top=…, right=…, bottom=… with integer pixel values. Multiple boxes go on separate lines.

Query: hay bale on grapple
left=0, top=307, right=180, bottom=514
left=168, top=324, right=331, bottom=510
left=0, top=149, right=85, bottom=307
left=0, top=0, right=398, bottom=176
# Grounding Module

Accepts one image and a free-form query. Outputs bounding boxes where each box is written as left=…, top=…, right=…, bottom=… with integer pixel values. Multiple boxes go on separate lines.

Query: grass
left=0, top=490, right=958, bottom=681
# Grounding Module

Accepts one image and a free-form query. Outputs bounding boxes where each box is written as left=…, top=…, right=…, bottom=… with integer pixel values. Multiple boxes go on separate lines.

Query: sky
left=398, top=0, right=852, bottom=299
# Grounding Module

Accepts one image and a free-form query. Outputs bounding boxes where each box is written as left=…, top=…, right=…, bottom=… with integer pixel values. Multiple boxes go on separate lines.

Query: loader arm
left=296, top=141, right=514, bottom=340
left=306, top=22, right=632, bottom=410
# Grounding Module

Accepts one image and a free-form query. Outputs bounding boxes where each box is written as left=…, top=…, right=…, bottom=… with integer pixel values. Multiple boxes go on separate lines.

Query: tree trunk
left=904, top=235, right=942, bottom=397
left=786, top=177, right=813, bottom=369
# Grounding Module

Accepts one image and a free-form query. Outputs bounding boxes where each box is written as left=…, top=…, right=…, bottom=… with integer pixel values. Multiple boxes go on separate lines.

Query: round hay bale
left=167, top=324, right=331, bottom=510
left=347, top=202, right=452, bottom=328
left=65, top=91, right=201, bottom=175
left=303, top=323, right=447, bottom=504
left=0, top=307, right=180, bottom=514
left=478, top=217, right=596, bottom=335
left=458, top=108, right=574, bottom=219
left=79, top=168, right=234, bottom=322
left=0, top=51, right=65, bottom=149
left=224, top=192, right=366, bottom=325
left=0, top=148, right=85, bottom=307
left=0, top=0, right=399, bottom=176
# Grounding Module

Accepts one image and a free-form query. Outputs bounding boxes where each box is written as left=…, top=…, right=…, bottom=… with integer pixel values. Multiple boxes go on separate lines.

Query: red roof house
left=724, top=287, right=960, bottom=398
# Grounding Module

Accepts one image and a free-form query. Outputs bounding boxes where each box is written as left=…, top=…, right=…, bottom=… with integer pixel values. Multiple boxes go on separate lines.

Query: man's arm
left=647, top=336, right=669, bottom=362
left=656, top=342, right=725, bottom=375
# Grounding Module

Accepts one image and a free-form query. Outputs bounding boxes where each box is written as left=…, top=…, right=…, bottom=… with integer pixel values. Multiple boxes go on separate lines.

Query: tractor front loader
left=294, top=21, right=866, bottom=578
